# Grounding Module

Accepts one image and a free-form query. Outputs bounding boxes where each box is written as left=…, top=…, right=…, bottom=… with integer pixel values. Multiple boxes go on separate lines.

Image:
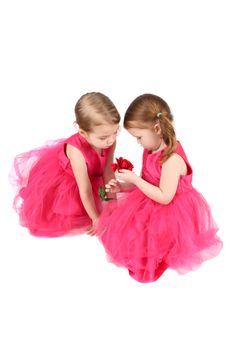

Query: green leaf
left=98, top=186, right=113, bottom=201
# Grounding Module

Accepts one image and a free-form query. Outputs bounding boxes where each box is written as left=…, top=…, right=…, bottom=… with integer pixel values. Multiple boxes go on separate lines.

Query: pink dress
left=11, top=133, right=112, bottom=237
left=97, top=142, right=222, bottom=283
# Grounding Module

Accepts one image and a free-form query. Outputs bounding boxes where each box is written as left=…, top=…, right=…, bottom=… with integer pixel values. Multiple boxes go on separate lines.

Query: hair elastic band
left=156, top=112, right=162, bottom=118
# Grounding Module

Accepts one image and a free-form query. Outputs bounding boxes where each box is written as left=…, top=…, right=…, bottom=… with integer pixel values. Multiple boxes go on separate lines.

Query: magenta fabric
left=97, top=142, right=222, bottom=282
left=11, top=133, right=111, bottom=237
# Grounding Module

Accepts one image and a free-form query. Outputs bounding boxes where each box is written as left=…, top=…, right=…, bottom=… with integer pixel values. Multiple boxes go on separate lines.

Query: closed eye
left=99, top=131, right=118, bottom=140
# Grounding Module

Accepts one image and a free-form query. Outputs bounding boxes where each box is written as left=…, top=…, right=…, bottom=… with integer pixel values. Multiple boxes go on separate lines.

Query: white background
left=0, top=1, right=232, bottom=349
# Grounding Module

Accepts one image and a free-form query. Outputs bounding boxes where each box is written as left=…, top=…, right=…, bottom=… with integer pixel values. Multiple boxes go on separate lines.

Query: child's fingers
left=88, top=231, right=96, bottom=236
left=105, top=186, right=119, bottom=193
left=105, top=187, right=115, bottom=193
left=86, top=225, right=95, bottom=235
left=105, top=180, right=118, bottom=190
left=105, top=184, right=111, bottom=192
left=105, top=184, right=116, bottom=190
left=105, top=178, right=120, bottom=193
left=108, top=179, right=118, bottom=186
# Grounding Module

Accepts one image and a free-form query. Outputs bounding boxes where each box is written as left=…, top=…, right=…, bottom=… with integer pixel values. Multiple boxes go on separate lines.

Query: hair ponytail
left=124, top=94, right=177, bottom=163
left=158, top=113, right=177, bottom=163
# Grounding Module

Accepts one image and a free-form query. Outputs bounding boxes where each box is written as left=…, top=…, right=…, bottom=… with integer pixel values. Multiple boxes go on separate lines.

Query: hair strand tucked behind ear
left=124, top=94, right=177, bottom=162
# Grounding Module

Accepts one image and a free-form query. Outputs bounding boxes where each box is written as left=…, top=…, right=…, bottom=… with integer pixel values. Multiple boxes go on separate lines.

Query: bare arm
left=116, top=154, right=187, bottom=204
left=66, top=144, right=99, bottom=221
left=103, top=142, right=116, bottom=185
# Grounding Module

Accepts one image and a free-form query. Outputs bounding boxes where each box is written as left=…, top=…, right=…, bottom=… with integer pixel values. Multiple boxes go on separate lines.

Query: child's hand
left=115, top=169, right=138, bottom=184
left=86, top=218, right=98, bottom=236
left=105, top=179, right=121, bottom=193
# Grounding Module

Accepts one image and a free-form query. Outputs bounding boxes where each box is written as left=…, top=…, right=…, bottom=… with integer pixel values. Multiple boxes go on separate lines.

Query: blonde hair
left=124, top=94, right=177, bottom=162
left=74, top=92, right=120, bottom=132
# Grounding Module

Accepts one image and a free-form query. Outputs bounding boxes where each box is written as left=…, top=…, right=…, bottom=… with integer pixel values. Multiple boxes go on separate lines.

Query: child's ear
left=153, top=123, right=162, bottom=135
left=79, top=128, right=88, bottom=138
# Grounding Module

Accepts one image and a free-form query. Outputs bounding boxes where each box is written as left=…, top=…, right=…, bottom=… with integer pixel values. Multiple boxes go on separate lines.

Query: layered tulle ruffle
left=10, top=140, right=102, bottom=237
left=97, top=187, right=222, bottom=282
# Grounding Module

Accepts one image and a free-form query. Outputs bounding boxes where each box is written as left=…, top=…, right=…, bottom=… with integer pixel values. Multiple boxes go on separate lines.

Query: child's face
left=127, top=127, right=162, bottom=151
left=83, top=124, right=119, bottom=150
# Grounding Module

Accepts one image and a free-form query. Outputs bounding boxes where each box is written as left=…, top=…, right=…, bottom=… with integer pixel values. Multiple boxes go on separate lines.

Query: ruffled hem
left=97, top=187, right=222, bottom=282
left=10, top=139, right=102, bottom=237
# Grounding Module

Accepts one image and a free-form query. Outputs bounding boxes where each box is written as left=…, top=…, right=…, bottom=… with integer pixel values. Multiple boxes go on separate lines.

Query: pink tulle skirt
left=10, top=140, right=103, bottom=237
left=97, top=187, right=222, bottom=282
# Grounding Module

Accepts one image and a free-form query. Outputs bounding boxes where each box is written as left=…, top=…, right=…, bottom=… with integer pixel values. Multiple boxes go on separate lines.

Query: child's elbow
left=159, top=195, right=174, bottom=205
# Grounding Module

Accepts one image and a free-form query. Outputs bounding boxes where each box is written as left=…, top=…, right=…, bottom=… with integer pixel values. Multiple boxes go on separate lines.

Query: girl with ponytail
left=97, top=93, right=222, bottom=283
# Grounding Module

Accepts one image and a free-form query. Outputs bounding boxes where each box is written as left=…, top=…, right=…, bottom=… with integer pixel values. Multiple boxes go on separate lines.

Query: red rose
left=111, top=157, right=134, bottom=172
